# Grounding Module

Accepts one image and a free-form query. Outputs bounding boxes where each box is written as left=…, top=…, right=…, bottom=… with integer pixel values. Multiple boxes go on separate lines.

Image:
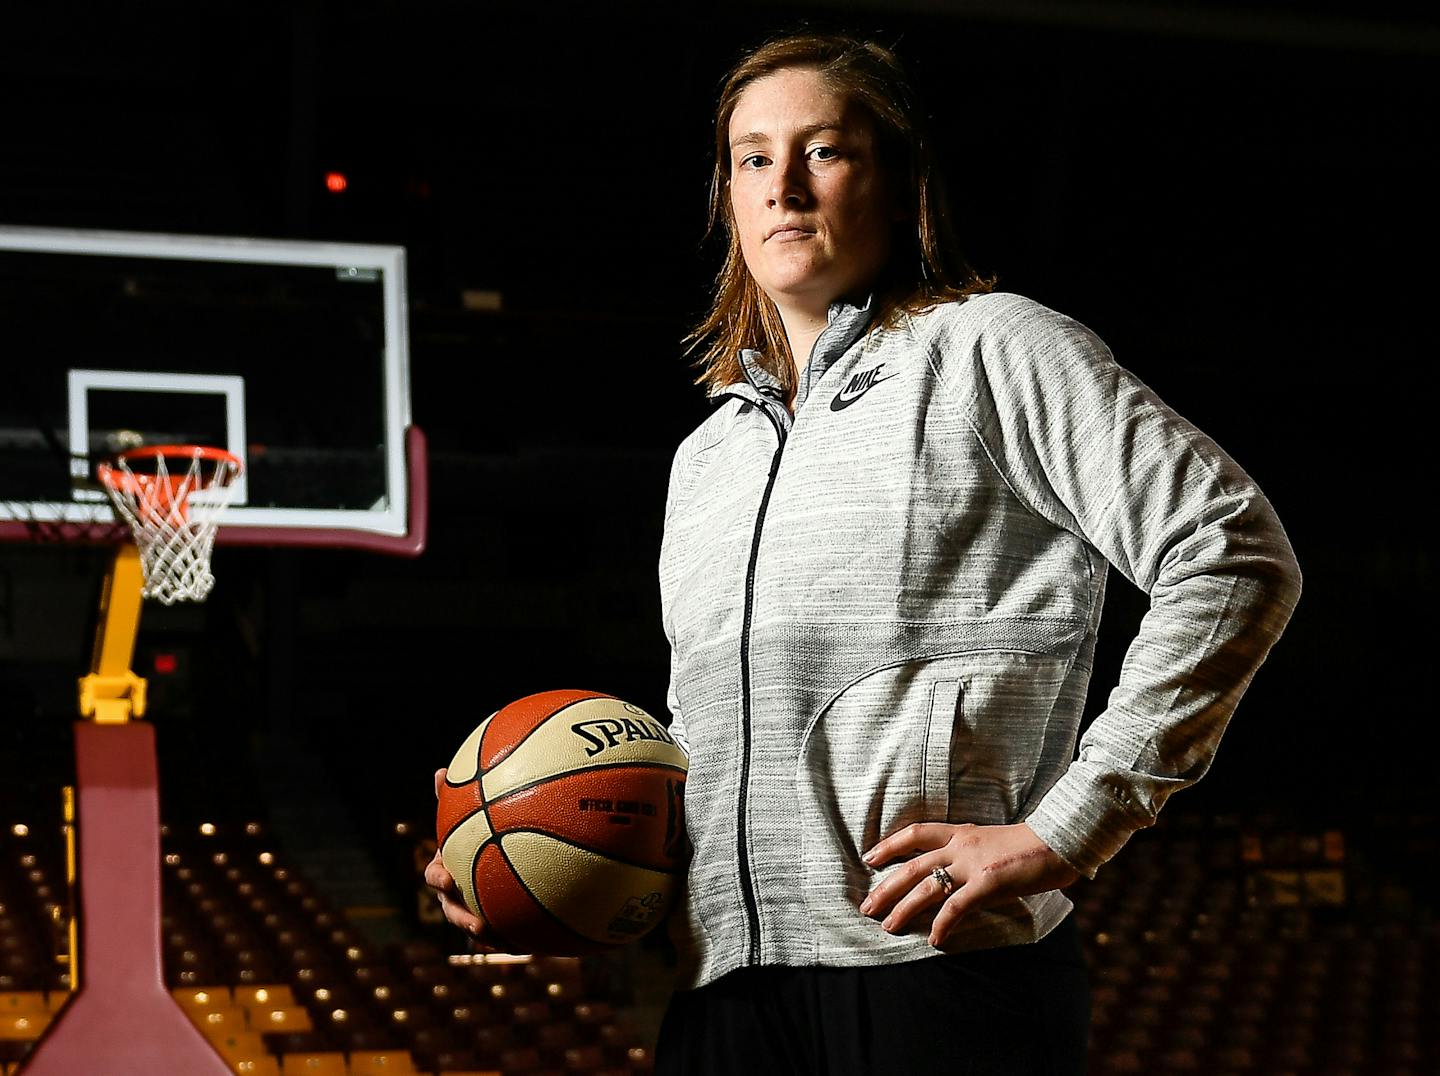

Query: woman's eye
left=809, top=145, right=839, bottom=161
left=739, top=154, right=770, bottom=170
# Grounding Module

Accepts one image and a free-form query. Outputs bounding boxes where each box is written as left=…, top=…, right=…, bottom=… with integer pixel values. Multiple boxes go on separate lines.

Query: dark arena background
left=1, top=2, right=1436, bottom=1074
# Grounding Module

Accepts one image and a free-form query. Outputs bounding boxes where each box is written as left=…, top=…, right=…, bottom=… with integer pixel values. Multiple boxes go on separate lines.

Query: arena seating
left=1, top=817, right=655, bottom=1075
left=1067, top=810, right=1438, bottom=1076
left=2, top=807, right=1436, bottom=1074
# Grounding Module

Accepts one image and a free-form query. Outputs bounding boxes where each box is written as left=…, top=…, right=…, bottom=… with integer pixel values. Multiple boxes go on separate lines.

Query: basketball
left=436, top=689, right=689, bottom=954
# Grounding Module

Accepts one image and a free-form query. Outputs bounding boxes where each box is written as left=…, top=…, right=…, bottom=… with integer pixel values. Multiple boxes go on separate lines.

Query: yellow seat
left=279, top=1052, right=347, bottom=1075
left=235, top=984, right=297, bottom=1008
left=349, top=1050, right=419, bottom=1074
left=0, top=1010, right=52, bottom=1040
left=254, top=1005, right=314, bottom=1032
left=0, top=992, right=48, bottom=1015
left=191, top=1005, right=250, bottom=1040
left=233, top=1058, right=282, bottom=1076
left=173, top=985, right=235, bottom=1012
left=211, top=1029, right=268, bottom=1060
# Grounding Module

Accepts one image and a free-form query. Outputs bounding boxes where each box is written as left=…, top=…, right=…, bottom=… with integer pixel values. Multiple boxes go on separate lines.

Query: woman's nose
left=766, top=155, right=808, bottom=208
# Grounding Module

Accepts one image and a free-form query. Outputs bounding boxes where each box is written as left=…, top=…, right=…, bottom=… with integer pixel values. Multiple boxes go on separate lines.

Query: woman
left=430, top=32, right=1302, bottom=1074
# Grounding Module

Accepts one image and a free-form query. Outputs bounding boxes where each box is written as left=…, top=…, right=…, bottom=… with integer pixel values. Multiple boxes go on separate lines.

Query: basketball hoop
left=97, top=445, right=243, bottom=605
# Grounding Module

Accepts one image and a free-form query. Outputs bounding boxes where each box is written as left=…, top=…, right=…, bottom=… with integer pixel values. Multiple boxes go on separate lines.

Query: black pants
left=656, top=914, right=1090, bottom=1075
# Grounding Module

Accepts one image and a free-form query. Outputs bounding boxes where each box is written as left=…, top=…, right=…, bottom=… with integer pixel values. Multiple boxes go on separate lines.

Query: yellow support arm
left=77, top=544, right=148, bottom=723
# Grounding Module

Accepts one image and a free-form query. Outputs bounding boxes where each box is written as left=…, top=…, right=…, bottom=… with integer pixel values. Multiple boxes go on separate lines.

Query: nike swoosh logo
left=830, top=371, right=895, bottom=411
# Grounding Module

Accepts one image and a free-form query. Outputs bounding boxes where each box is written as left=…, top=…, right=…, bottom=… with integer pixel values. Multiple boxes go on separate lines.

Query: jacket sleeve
left=665, top=642, right=691, bottom=757
left=659, top=439, right=692, bottom=757
left=959, top=297, right=1302, bottom=880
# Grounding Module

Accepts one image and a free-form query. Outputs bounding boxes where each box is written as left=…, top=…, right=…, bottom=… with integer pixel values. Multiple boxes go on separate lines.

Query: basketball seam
left=440, top=802, right=487, bottom=840
left=485, top=760, right=687, bottom=808
left=444, top=714, right=494, bottom=788
left=440, top=801, right=494, bottom=934
left=486, top=839, right=606, bottom=954
left=476, top=838, right=527, bottom=956
left=481, top=691, right=613, bottom=769
left=496, top=827, right=680, bottom=878
left=479, top=781, right=497, bottom=890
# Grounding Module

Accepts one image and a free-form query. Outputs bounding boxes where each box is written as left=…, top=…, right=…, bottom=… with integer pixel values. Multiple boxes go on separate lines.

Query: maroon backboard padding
left=219, top=424, right=429, bottom=555
left=22, top=722, right=232, bottom=1074
left=0, top=518, right=127, bottom=546
left=0, top=424, right=428, bottom=556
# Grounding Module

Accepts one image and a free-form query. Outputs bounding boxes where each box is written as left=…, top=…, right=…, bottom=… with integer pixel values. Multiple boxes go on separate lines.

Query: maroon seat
left=293, top=982, right=360, bottom=1011
left=361, top=982, right=418, bottom=1012
left=444, top=1000, right=496, bottom=1030
left=407, top=962, right=460, bottom=991
left=230, top=950, right=278, bottom=984
left=499, top=1045, right=543, bottom=1073
left=406, top=1025, right=460, bottom=1057
left=536, top=1021, right=579, bottom=1051
left=350, top=965, right=396, bottom=992
left=510, top=1001, right=555, bottom=1027
left=574, top=1001, right=615, bottom=1025
left=415, top=1046, right=480, bottom=1072
left=382, top=1003, right=436, bottom=1037
left=396, top=940, right=442, bottom=964
left=472, top=1023, right=517, bottom=1055
left=335, top=1026, right=406, bottom=1053
left=562, top=1045, right=605, bottom=1071
left=260, top=1029, right=334, bottom=1055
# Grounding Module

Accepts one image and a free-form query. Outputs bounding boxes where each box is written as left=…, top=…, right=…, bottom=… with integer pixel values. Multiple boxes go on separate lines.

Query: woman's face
left=727, top=66, right=893, bottom=319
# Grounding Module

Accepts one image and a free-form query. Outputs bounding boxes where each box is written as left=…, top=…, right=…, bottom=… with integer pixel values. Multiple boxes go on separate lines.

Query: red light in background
left=325, top=171, right=348, bottom=193
left=154, top=653, right=178, bottom=675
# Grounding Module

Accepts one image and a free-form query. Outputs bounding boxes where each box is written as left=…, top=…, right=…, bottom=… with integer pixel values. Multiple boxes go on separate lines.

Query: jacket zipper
left=733, top=391, right=788, bottom=965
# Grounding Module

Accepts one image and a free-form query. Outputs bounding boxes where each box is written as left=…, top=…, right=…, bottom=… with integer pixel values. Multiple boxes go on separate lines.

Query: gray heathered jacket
left=659, top=291, right=1302, bottom=990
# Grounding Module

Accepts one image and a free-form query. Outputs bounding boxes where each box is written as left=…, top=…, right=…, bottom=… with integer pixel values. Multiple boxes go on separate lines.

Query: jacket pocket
left=794, top=655, right=972, bottom=961
left=795, top=655, right=974, bottom=902
left=795, top=646, right=1073, bottom=947
left=924, top=679, right=963, bottom=822
left=944, top=649, right=1072, bottom=825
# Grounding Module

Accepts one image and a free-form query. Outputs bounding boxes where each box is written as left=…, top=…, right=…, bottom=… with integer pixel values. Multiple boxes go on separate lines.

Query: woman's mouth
left=766, top=225, right=812, bottom=242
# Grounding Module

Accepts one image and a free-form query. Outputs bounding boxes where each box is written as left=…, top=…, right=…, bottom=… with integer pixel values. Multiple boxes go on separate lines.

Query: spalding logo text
left=570, top=716, right=677, bottom=757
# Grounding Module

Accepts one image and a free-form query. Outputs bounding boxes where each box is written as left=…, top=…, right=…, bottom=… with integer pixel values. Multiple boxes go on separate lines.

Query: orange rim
left=96, top=445, right=243, bottom=526
left=97, top=445, right=242, bottom=491
left=106, top=443, right=243, bottom=471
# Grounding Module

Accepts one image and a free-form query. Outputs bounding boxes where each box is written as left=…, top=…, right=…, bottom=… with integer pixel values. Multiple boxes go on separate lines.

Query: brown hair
left=687, top=33, right=994, bottom=401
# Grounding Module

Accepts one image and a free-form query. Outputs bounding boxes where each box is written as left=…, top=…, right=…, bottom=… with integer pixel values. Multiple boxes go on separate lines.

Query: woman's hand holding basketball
left=859, top=821, right=1080, bottom=947
left=426, top=768, right=493, bottom=942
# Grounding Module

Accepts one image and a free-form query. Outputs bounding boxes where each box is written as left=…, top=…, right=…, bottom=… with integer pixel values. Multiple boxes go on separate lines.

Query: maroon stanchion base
left=23, top=722, right=231, bottom=1074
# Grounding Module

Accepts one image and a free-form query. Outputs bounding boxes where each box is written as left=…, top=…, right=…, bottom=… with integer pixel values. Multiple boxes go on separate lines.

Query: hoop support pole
left=21, top=722, right=233, bottom=1074
left=78, top=544, right=148, bottom=723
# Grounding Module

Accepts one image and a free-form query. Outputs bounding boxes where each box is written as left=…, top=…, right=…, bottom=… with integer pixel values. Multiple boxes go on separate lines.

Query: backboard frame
left=0, top=225, right=426, bottom=556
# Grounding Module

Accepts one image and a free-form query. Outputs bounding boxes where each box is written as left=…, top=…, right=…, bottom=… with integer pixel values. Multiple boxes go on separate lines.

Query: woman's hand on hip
left=859, top=821, right=1080, bottom=947
left=426, top=767, right=495, bottom=944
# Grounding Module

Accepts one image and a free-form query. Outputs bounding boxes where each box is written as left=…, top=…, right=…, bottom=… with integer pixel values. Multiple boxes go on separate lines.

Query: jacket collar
left=736, top=349, right=787, bottom=402
left=795, top=295, right=874, bottom=410
left=733, top=295, right=876, bottom=411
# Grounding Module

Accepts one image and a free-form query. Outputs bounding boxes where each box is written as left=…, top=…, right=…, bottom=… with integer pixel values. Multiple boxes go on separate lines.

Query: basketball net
left=97, top=445, right=243, bottom=604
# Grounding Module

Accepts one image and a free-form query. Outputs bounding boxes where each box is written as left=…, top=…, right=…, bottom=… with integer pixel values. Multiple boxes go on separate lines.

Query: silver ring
left=931, top=866, right=955, bottom=897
